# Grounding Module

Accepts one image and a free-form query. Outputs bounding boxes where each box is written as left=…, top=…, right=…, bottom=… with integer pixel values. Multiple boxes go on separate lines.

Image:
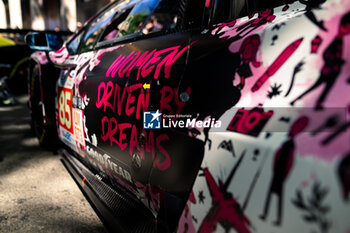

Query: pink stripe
left=205, top=0, right=211, bottom=8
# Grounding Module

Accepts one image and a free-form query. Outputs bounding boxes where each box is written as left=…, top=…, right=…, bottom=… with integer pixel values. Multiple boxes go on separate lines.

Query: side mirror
left=25, top=32, right=63, bottom=51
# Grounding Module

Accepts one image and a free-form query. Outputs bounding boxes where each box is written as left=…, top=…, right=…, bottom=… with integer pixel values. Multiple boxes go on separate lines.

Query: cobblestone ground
left=0, top=95, right=107, bottom=233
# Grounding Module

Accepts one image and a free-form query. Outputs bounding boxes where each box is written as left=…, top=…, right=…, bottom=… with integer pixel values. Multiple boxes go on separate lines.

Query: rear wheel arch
left=28, top=59, right=60, bottom=149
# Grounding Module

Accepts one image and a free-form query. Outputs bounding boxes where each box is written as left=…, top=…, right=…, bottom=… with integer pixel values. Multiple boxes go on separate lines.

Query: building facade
left=0, top=0, right=111, bottom=32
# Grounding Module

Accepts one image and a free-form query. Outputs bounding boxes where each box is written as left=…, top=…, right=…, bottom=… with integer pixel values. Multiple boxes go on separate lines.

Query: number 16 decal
left=58, top=87, right=73, bottom=134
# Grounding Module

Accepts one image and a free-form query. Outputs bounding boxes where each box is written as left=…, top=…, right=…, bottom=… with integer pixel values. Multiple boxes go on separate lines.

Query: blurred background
left=0, top=0, right=114, bottom=104
left=0, top=2, right=112, bottom=231
left=0, top=0, right=114, bottom=32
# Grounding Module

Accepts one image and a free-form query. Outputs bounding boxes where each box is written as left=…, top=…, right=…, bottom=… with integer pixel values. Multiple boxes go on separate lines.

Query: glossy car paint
left=29, top=0, right=350, bottom=232
left=177, top=2, right=350, bottom=233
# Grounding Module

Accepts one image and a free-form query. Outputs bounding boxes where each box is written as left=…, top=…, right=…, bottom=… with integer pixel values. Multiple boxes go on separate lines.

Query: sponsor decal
left=73, top=108, right=85, bottom=147
left=59, top=127, right=76, bottom=149
left=86, top=145, right=132, bottom=182
left=58, top=87, right=73, bottom=134
left=58, top=70, right=74, bottom=89
left=72, top=95, right=83, bottom=109
left=61, top=128, right=72, bottom=141
left=65, top=71, right=75, bottom=89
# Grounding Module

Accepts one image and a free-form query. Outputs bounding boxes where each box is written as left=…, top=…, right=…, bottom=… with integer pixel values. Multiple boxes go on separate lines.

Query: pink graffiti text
left=105, top=44, right=193, bottom=80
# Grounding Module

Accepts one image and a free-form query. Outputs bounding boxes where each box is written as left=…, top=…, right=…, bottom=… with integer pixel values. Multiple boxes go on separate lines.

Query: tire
left=29, top=64, right=59, bottom=150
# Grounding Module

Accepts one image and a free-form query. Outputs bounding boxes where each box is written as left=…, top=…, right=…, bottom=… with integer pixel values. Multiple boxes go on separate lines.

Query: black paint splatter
left=311, top=115, right=338, bottom=136
left=265, top=132, right=272, bottom=139
left=198, top=191, right=206, bottom=204
left=299, top=0, right=327, bottom=31
left=271, top=35, right=278, bottom=45
left=217, top=140, right=236, bottom=157
left=285, top=60, right=305, bottom=97
left=279, top=117, right=291, bottom=123
left=272, top=22, right=286, bottom=31
left=253, top=149, right=260, bottom=161
left=292, top=181, right=331, bottom=233
left=183, top=223, right=188, bottom=233
left=192, top=216, right=198, bottom=223
left=338, top=152, right=350, bottom=201
left=321, top=120, right=350, bottom=145
left=267, top=83, right=282, bottom=98
left=208, top=139, right=212, bottom=150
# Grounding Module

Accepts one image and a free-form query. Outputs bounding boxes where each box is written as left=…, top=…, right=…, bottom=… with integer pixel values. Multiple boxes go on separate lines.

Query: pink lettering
left=141, top=129, right=155, bottom=160
left=174, top=87, right=191, bottom=114
left=129, top=125, right=139, bottom=156
left=125, top=52, right=141, bottom=77
left=96, top=82, right=150, bottom=118
left=118, top=123, right=131, bottom=150
left=105, top=43, right=195, bottom=80
left=154, top=134, right=171, bottom=171
left=141, top=48, right=171, bottom=78
left=109, top=117, right=119, bottom=146
left=115, top=83, right=127, bottom=116
left=101, top=116, right=109, bottom=141
left=125, top=84, right=140, bottom=116
left=100, top=118, right=171, bottom=171
left=136, top=88, right=149, bottom=120
left=96, top=81, right=114, bottom=112
left=160, top=86, right=173, bottom=114
left=100, top=116, right=131, bottom=149
left=136, top=50, right=156, bottom=80
left=106, top=55, right=125, bottom=78
left=160, top=86, right=191, bottom=115
left=118, top=51, right=135, bottom=78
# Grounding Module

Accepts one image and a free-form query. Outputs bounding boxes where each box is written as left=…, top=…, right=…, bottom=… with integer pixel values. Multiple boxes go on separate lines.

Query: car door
left=60, top=0, right=199, bottom=212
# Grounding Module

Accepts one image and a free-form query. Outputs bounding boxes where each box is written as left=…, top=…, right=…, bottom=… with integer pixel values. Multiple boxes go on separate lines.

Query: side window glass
left=142, top=0, right=179, bottom=35
left=212, top=0, right=286, bottom=24
left=117, top=0, right=161, bottom=37
left=248, top=0, right=286, bottom=15
left=100, top=8, right=133, bottom=42
left=99, top=0, right=179, bottom=43
left=212, top=0, right=248, bottom=24
left=66, top=31, right=84, bottom=54
left=79, top=0, right=129, bottom=52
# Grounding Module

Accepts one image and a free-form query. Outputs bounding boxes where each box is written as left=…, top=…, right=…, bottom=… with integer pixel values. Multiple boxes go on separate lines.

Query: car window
left=66, top=30, right=84, bottom=54
left=99, top=0, right=179, bottom=43
left=248, top=0, right=287, bottom=14
left=212, top=0, right=248, bottom=24
left=117, top=0, right=161, bottom=37
left=141, top=0, right=179, bottom=35
left=79, top=0, right=130, bottom=53
left=99, top=8, right=133, bottom=42
left=212, top=0, right=287, bottom=24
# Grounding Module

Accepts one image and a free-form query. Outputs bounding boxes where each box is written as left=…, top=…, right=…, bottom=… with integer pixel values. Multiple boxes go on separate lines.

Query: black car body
left=27, top=0, right=350, bottom=232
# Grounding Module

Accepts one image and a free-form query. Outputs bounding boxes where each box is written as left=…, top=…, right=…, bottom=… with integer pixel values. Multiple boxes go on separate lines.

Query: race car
left=26, top=0, right=350, bottom=232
